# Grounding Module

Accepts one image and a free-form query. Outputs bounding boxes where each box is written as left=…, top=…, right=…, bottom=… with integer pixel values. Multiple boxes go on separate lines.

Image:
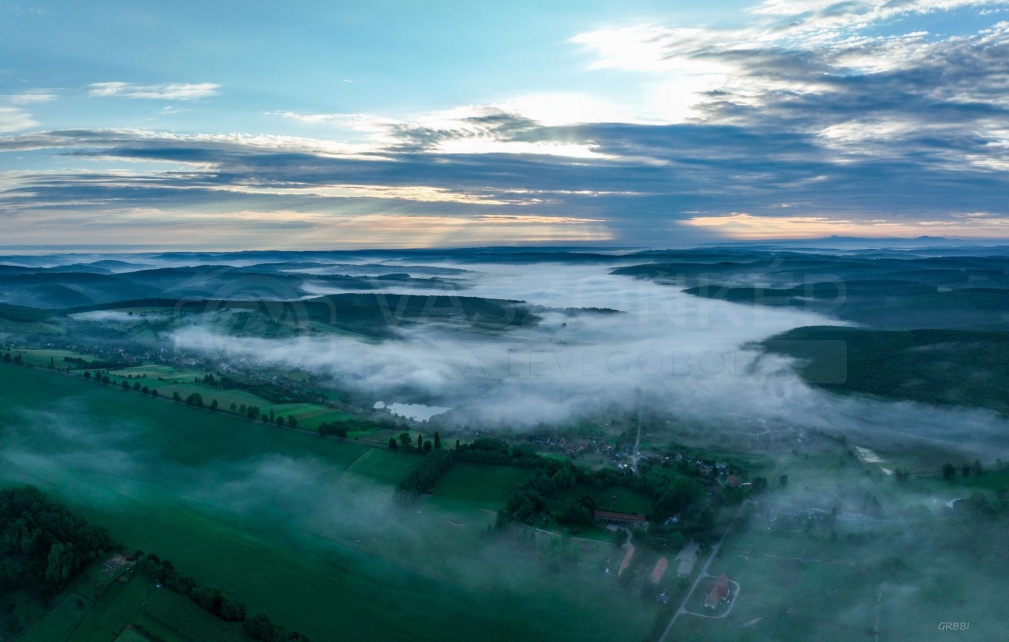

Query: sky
left=3, top=0, right=1009, bottom=249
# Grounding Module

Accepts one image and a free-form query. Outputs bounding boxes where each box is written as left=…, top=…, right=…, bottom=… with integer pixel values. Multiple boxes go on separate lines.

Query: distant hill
left=764, top=326, right=1009, bottom=415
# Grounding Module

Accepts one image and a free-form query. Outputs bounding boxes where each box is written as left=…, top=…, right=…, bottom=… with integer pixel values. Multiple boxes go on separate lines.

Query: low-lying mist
left=173, top=262, right=1009, bottom=461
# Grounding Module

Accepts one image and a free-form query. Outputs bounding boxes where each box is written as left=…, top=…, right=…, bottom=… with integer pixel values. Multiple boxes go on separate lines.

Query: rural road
left=632, top=388, right=642, bottom=474
left=658, top=500, right=753, bottom=642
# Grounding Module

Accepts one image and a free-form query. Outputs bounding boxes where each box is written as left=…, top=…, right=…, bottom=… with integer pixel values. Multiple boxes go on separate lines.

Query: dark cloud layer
left=3, top=8, right=1009, bottom=245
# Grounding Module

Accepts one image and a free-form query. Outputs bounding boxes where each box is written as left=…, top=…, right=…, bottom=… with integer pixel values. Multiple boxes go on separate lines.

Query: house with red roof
left=703, top=573, right=731, bottom=609
left=594, top=510, right=647, bottom=527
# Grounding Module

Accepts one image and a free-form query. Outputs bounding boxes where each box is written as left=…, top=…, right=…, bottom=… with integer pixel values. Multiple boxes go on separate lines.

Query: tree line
left=0, top=486, right=311, bottom=641
left=398, top=449, right=455, bottom=497
left=142, top=554, right=311, bottom=641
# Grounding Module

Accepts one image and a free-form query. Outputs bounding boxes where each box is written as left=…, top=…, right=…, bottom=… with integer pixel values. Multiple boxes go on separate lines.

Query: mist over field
left=171, top=262, right=1009, bottom=460
left=9, top=0, right=1009, bottom=638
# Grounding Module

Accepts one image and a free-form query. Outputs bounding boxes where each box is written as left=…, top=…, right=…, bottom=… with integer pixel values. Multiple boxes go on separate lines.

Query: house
left=704, top=586, right=721, bottom=609
left=618, top=544, right=636, bottom=577
left=703, top=573, right=731, bottom=609
left=650, top=557, right=669, bottom=585
left=727, top=475, right=741, bottom=488
left=594, top=510, right=647, bottom=527
left=663, top=513, right=681, bottom=527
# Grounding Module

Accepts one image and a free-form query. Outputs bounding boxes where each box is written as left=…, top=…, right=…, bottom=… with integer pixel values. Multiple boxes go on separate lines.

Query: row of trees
left=942, top=460, right=986, bottom=480
left=84, top=371, right=161, bottom=398
left=83, top=370, right=306, bottom=430
left=398, top=449, right=455, bottom=496
left=224, top=402, right=300, bottom=427
left=142, top=554, right=311, bottom=641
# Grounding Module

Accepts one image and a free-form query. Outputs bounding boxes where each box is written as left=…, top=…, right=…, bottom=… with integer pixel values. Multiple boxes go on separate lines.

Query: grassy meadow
left=11, top=350, right=356, bottom=431
left=0, top=363, right=655, bottom=641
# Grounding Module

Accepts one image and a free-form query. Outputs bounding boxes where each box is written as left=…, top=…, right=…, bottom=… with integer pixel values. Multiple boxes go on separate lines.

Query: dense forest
left=0, top=486, right=115, bottom=598
left=764, top=327, right=1009, bottom=415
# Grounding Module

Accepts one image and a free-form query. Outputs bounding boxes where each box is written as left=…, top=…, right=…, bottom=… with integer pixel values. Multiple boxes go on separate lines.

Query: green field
left=0, top=364, right=654, bottom=641
left=13, top=348, right=94, bottom=369
left=9, top=354, right=356, bottom=432
left=72, top=362, right=356, bottom=431
left=430, top=463, right=533, bottom=513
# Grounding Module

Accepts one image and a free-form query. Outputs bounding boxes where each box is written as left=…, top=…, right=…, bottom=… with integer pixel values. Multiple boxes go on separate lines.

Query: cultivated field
left=0, top=365, right=655, bottom=641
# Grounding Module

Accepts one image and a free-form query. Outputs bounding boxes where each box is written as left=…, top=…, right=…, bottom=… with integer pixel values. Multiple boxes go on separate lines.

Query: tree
left=288, top=416, right=298, bottom=429
left=247, top=406, right=260, bottom=421
left=942, top=463, right=957, bottom=480
left=423, top=440, right=433, bottom=453
left=558, top=499, right=593, bottom=528
left=151, top=389, right=159, bottom=398
left=779, top=474, right=789, bottom=487
left=173, top=391, right=182, bottom=403
left=972, top=460, right=984, bottom=476
left=398, top=449, right=455, bottom=496
left=651, top=478, right=703, bottom=521
left=417, top=434, right=423, bottom=450
left=142, top=385, right=149, bottom=394
left=434, top=431, right=442, bottom=449
left=101, top=375, right=110, bottom=384
left=244, top=613, right=277, bottom=641
left=270, top=408, right=275, bottom=422
left=84, top=371, right=91, bottom=379
left=122, top=380, right=130, bottom=390
left=230, top=402, right=237, bottom=413
left=399, top=432, right=411, bottom=448
left=455, top=439, right=460, bottom=450
left=191, top=586, right=223, bottom=612
left=276, top=416, right=285, bottom=427
left=895, top=468, right=911, bottom=482
left=388, top=438, right=398, bottom=450
left=961, top=464, right=971, bottom=478
left=44, top=542, right=73, bottom=587
left=218, top=597, right=246, bottom=621
left=133, top=382, right=141, bottom=391
left=210, top=399, right=218, bottom=412
left=185, top=392, right=204, bottom=407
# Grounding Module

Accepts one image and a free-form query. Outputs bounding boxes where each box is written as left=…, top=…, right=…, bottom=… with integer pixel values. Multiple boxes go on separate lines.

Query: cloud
left=4, top=3, right=1009, bottom=246
left=570, top=2, right=1009, bottom=129
left=0, top=106, right=36, bottom=132
left=1, top=115, right=1008, bottom=247
left=87, top=82, right=220, bottom=100
left=684, top=212, right=1009, bottom=239
left=1, top=92, right=57, bottom=104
